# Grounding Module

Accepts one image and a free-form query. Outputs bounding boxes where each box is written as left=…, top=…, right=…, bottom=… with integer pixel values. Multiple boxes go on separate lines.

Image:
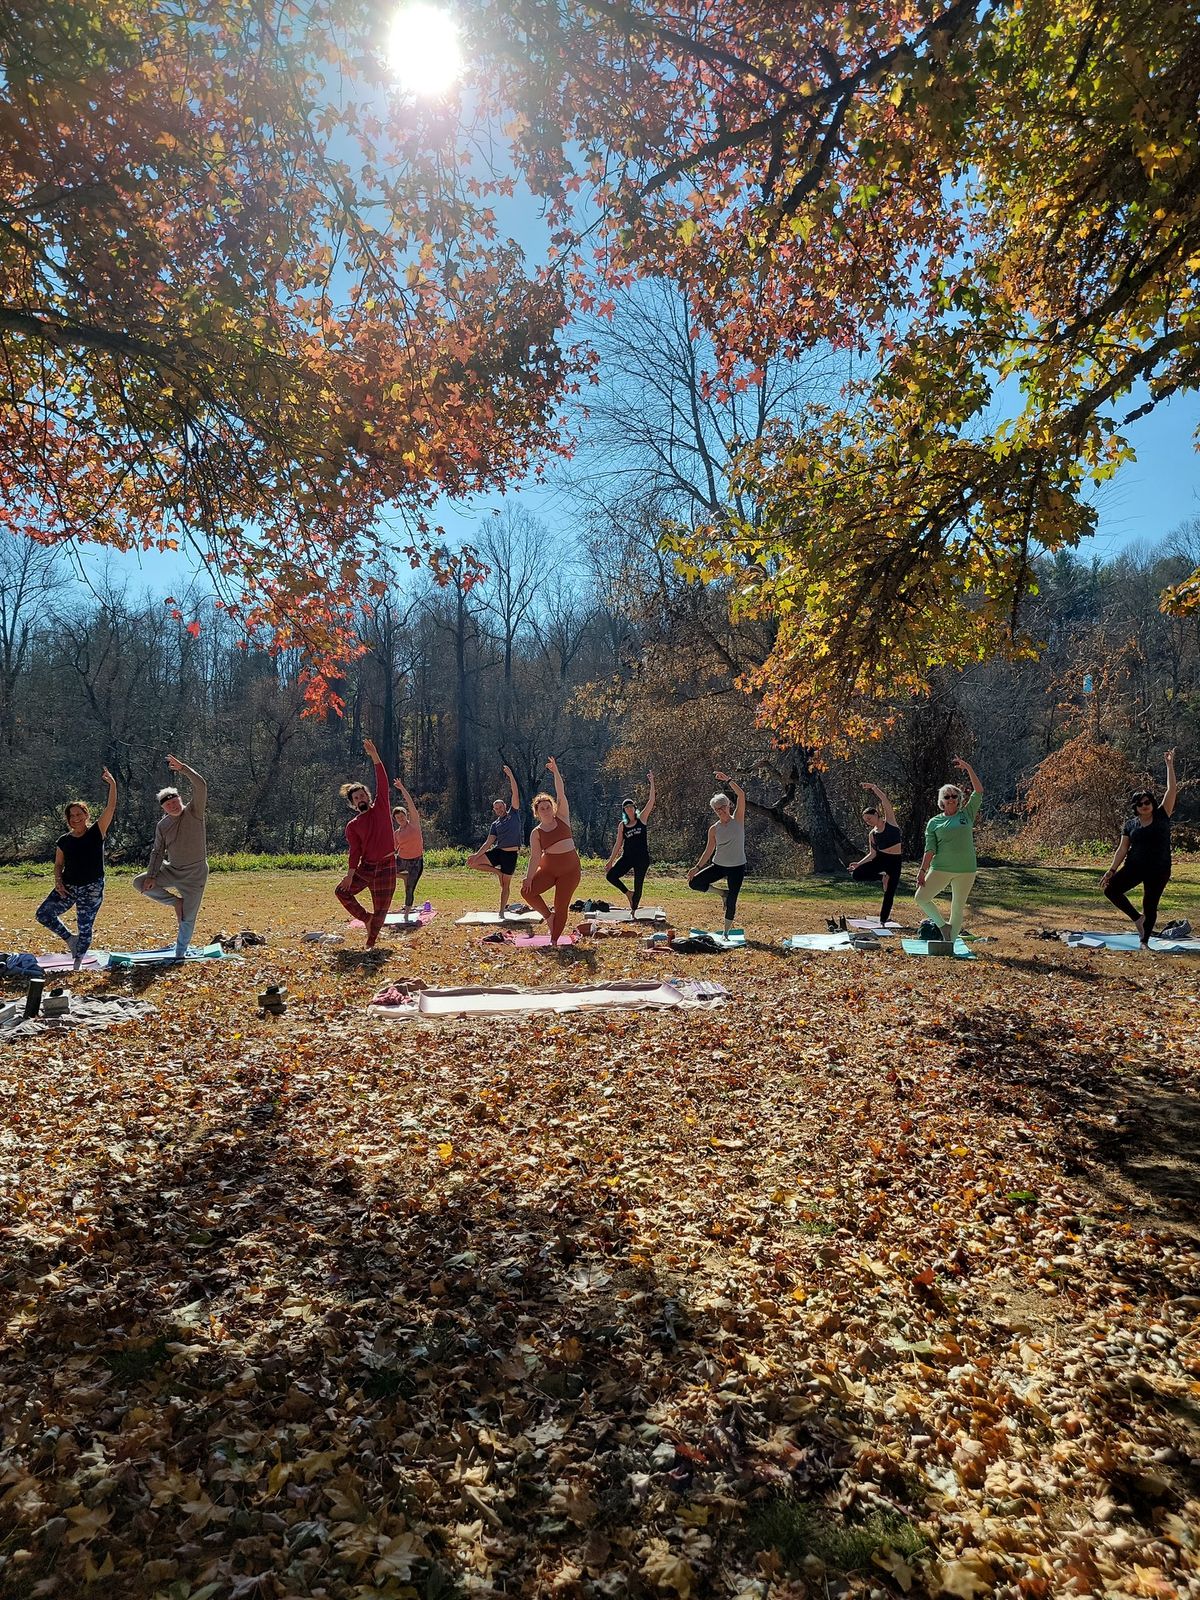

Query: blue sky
left=80, top=377, right=1200, bottom=603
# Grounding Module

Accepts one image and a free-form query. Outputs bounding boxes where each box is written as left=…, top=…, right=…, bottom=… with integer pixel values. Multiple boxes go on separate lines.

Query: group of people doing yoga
left=32, top=745, right=1180, bottom=959
left=845, top=749, right=1179, bottom=947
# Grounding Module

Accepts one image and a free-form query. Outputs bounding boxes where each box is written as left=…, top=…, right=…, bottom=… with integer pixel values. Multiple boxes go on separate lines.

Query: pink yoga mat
left=511, top=933, right=578, bottom=948
left=36, top=951, right=106, bottom=971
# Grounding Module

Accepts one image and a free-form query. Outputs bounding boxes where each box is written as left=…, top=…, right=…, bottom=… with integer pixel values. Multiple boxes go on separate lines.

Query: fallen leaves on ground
left=1, top=874, right=1198, bottom=1598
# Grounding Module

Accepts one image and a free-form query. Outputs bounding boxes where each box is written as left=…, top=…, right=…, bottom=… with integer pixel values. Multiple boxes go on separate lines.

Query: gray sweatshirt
left=147, top=768, right=209, bottom=878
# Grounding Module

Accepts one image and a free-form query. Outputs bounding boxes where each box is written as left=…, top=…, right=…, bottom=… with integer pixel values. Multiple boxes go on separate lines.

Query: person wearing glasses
left=1101, top=750, right=1179, bottom=947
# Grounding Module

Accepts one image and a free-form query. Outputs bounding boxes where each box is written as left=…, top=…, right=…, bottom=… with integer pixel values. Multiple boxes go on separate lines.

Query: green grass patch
left=747, top=1497, right=926, bottom=1574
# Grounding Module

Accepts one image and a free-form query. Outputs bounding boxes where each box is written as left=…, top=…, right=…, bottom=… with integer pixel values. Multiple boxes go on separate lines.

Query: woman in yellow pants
left=914, top=757, right=983, bottom=941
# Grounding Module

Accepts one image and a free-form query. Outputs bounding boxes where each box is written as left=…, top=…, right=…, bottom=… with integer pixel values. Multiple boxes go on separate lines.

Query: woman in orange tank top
left=522, top=756, right=582, bottom=944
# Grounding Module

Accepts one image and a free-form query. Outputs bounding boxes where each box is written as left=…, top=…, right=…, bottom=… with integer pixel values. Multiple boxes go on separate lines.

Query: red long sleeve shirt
left=344, top=761, right=393, bottom=869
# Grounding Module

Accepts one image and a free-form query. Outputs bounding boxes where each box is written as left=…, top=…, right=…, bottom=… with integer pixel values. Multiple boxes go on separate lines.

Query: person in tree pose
left=467, top=764, right=523, bottom=918
left=1101, top=749, right=1178, bottom=946
left=334, top=738, right=396, bottom=948
left=687, top=770, right=747, bottom=931
left=391, top=775, right=424, bottom=914
left=849, top=780, right=904, bottom=926
left=133, top=755, right=209, bottom=960
left=913, top=757, right=983, bottom=943
left=522, top=757, right=582, bottom=945
left=37, top=767, right=118, bottom=969
left=605, top=771, right=656, bottom=912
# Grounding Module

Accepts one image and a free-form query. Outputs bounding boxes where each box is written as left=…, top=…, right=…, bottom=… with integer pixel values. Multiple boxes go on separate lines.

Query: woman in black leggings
left=849, top=781, right=904, bottom=926
left=605, top=771, right=655, bottom=911
left=1102, top=749, right=1178, bottom=946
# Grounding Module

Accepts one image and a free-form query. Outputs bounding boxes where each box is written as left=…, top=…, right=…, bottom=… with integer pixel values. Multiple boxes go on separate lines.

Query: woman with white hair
left=687, top=770, right=747, bottom=930
left=913, top=757, right=983, bottom=943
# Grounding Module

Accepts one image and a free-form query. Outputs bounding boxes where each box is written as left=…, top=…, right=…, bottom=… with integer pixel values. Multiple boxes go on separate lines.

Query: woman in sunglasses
left=1101, top=749, right=1178, bottom=946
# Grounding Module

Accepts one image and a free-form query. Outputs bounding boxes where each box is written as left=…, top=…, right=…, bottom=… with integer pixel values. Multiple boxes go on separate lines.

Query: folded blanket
left=2, top=995, right=156, bottom=1041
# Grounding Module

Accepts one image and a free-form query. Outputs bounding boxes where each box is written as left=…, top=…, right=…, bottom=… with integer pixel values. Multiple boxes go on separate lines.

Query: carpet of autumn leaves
left=1, top=871, right=1198, bottom=1600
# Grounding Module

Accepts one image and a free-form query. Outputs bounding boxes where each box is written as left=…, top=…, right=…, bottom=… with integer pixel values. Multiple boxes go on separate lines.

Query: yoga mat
left=370, top=977, right=728, bottom=1019
left=107, top=943, right=229, bottom=968
left=688, top=928, right=746, bottom=949
left=902, top=937, right=975, bottom=960
left=348, top=907, right=436, bottom=929
left=1065, top=930, right=1200, bottom=954
left=585, top=906, right=667, bottom=923
left=455, top=910, right=543, bottom=925
left=35, top=951, right=109, bottom=971
left=782, top=932, right=854, bottom=951
left=847, top=918, right=898, bottom=934
left=511, top=933, right=578, bottom=948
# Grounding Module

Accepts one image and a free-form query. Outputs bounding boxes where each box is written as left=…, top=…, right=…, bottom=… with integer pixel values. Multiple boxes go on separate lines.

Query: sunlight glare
left=386, top=2, right=463, bottom=97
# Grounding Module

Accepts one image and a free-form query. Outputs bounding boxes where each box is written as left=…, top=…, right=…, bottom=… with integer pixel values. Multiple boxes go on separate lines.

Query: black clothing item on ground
left=689, top=862, right=745, bottom=921
left=1123, top=801, right=1171, bottom=873
left=606, top=856, right=648, bottom=910
left=1104, top=862, right=1170, bottom=941
left=851, top=853, right=903, bottom=925
left=57, top=823, right=104, bottom=886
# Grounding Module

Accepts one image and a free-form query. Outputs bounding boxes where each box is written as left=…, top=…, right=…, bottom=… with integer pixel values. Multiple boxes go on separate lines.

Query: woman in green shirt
left=914, top=757, right=983, bottom=942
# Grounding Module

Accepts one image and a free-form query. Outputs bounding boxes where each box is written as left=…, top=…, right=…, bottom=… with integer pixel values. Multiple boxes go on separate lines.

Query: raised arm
left=1163, top=748, right=1178, bottom=816
left=546, top=756, right=570, bottom=826
left=715, top=770, right=746, bottom=823
left=952, top=756, right=983, bottom=795
left=641, top=770, right=657, bottom=823
left=97, top=768, right=118, bottom=836
left=503, top=763, right=519, bottom=812
left=392, top=775, right=420, bottom=822
left=362, top=738, right=388, bottom=809
left=863, top=781, right=897, bottom=828
left=167, top=753, right=206, bottom=818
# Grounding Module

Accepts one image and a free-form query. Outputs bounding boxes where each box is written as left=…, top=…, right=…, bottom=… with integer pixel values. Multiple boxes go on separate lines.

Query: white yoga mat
left=846, top=918, right=898, bottom=934
left=455, top=910, right=543, bottom=926
left=370, top=978, right=728, bottom=1019
left=1065, top=930, right=1200, bottom=954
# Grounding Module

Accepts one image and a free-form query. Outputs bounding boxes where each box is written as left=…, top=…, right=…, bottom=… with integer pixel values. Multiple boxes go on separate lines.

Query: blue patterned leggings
left=36, top=879, right=106, bottom=958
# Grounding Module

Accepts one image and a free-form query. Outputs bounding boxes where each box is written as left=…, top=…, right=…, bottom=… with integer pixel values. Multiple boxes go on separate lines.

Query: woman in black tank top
left=849, top=781, right=904, bottom=926
left=605, top=771, right=656, bottom=912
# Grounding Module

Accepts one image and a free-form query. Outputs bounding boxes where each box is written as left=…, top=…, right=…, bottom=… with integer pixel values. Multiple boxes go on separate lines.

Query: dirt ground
left=1, top=869, right=1197, bottom=1599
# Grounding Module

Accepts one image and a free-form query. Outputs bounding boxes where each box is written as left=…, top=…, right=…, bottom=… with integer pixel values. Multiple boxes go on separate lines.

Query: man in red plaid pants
left=335, top=738, right=398, bottom=948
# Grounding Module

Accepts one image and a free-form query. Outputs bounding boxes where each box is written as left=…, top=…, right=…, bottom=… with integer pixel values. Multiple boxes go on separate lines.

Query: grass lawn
left=0, top=864, right=1197, bottom=1599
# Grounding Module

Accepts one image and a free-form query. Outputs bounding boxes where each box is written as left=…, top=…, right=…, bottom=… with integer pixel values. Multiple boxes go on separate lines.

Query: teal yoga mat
left=107, top=943, right=228, bottom=968
left=902, top=937, right=975, bottom=960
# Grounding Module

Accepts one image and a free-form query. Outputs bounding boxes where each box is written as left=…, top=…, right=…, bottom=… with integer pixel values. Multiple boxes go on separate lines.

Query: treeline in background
left=2, top=514, right=1197, bottom=873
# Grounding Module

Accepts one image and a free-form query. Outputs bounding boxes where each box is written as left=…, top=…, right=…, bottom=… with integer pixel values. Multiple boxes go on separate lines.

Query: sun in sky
left=386, top=2, right=463, bottom=97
